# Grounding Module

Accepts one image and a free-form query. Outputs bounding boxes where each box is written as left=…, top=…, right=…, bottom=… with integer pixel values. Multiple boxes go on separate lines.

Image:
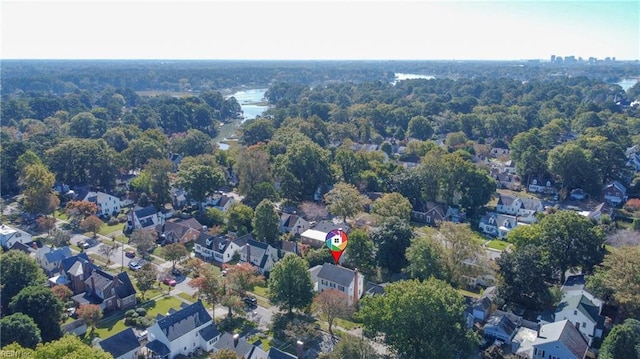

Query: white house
left=194, top=233, right=243, bottom=264
left=528, top=178, right=556, bottom=194
left=127, top=205, right=163, bottom=231
left=520, top=320, right=589, bottom=359
left=554, top=291, right=604, bottom=344
left=0, top=224, right=32, bottom=249
left=602, top=181, right=628, bottom=206
left=279, top=212, right=310, bottom=235
left=479, top=212, right=521, bottom=238
left=76, top=190, right=122, bottom=218
left=36, top=245, right=73, bottom=276
left=483, top=311, right=518, bottom=344
left=145, top=301, right=220, bottom=359
left=309, top=263, right=364, bottom=304
left=98, top=327, right=140, bottom=359
left=208, top=194, right=235, bottom=212
left=496, top=195, right=543, bottom=223
left=235, top=235, right=279, bottom=274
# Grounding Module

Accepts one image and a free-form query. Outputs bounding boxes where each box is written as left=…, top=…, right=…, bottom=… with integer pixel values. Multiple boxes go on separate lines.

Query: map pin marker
left=325, top=229, right=348, bottom=265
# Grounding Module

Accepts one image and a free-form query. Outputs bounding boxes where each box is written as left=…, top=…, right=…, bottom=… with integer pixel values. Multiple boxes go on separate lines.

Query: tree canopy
left=268, top=254, right=314, bottom=314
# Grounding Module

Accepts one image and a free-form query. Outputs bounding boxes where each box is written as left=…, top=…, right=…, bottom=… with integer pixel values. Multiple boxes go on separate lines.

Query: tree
left=344, top=228, right=375, bottom=272
left=80, top=215, right=104, bottom=237
left=356, top=278, right=478, bottom=359
left=176, top=164, right=226, bottom=209
left=133, top=263, right=158, bottom=301
left=130, top=229, right=157, bottom=258
left=76, top=304, right=102, bottom=332
left=170, top=129, right=215, bottom=157
left=164, top=243, right=189, bottom=271
left=538, top=210, right=605, bottom=283
left=252, top=199, right=280, bottom=244
left=496, top=245, right=553, bottom=310
left=224, top=262, right=265, bottom=297
left=547, top=143, right=597, bottom=196
left=226, top=203, right=254, bottom=235
left=407, top=115, right=434, bottom=140
left=599, top=319, right=640, bottom=359
left=370, top=192, right=412, bottom=223
left=3, top=335, right=113, bottom=359
left=274, top=139, right=332, bottom=202
left=64, top=200, right=98, bottom=228
left=19, top=163, right=56, bottom=214
left=324, top=334, right=378, bottom=359
left=243, top=181, right=279, bottom=208
left=241, top=118, right=275, bottom=146
left=0, top=251, right=46, bottom=312
left=189, top=264, right=223, bottom=318
left=131, top=158, right=173, bottom=207
left=234, top=145, right=273, bottom=196
left=370, top=216, right=413, bottom=273
left=37, top=216, right=57, bottom=235
left=97, top=242, right=117, bottom=264
left=405, top=235, right=446, bottom=282
left=432, top=222, right=487, bottom=287
left=268, top=254, right=314, bottom=315
left=304, top=247, right=334, bottom=267
left=587, top=245, right=640, bottom=316
left=0, top=313, right=42, bottom=349
left=50, top=285, right=73, bottom=303
left=323, top=182, right=370, bottom=223
left=312, top=289, right=353, bottom=335
left=9, top=286, right=63, bottom=342
left=211, top=349, right=240, bottom=359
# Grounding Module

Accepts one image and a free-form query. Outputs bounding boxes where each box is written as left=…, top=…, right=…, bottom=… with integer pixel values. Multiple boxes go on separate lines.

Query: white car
left=128, top=261, right=141, bottom=271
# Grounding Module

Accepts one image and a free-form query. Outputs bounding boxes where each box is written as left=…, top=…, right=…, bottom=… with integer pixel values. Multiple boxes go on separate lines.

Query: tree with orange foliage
left=312, top=289, right=353, bottom=335
left=224, top=262, right=265, bottom=297
left=76, top=304, right=102, bottom=332
left=51, top=285, right=73, bottom=302
left=80, top=215, right=103, bottom=238
left=65, top=200, right=98, bottom=227
left=189, top=264, right=222, bottom=319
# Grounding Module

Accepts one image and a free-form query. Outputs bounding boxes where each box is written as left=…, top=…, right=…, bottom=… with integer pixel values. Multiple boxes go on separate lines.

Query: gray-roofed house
left=602, top=180, right=628, bottom=206
left=411, top=201, right=447, bottom=226
left=127, top=205, right=163, bottom=231
left=212, top=333, right=255, bottom=358
left=525, top=320, right=589, bottom=359
left=194, top=233, right=243, bottom=264
left=473, top=296, right=493, bottom=323
left=311, top=263, right=364, bottom=304
left=266, top=347, right=298, bottom=359
left=0, top=224, right=32, bottom=250
left=483, top=311, right=518, bottom=344
left=75, top=189, right=121, bottom=218
left=145, top=300, right=220, bottom=359
left=156, top=218, right=204, bottom=245
left=36, top=245, right=73, bottom=276
left=554, top=291, right=604, bottom=344
left=278, top=213, right=310, bottom=235
left=84, top=269, right=137, bottom=312
left=479, top=212, right=521, bottom=238
left=235, top=234, right=279, bottom=274
left=98, top=327, right=140, bottom=359
left=496, top=194, right=543, bottom=223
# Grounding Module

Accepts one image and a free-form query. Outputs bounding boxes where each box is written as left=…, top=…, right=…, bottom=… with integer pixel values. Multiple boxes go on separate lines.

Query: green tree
left=4, top=335, right=114, bottom=359
left=223, top=203, right=252, bottom=235
left=275, top=139, right=332, bottom=202
left=243, top=181, right=279, bottom=209
left=268, top=254, right=314, bottom=315
left=370, top=216, right=413, bottom=273
left=234, top=145, right=272, bottom=196
left=131, top=158, right=173, bottom=207
left=323, top=182, right=370, bottom=224
left=68, top=112, right=106, bottom=138
left=211, top=349, right=239, bottom=359
left=344, top=228, right=375, bottom=272
left=170, top=129, right=215, bottom=157
left=434, top=222, right=487, bottom=287
left=252, top=199, right=280, bottom=244
left=9, top=286, right=63, bottom=342
left=164, top=243, right=189, bottom=271
left=547, top=142, right=597, bottom=196
left=19, top=163, right=56, bottom=214
left=0, top=251, right=47, bottom=312
left=370, top=192, right=412, bottom=223
left=189, top=264, right=222, bottom=319
left=405, top=235, right=446, bottom=281
left=324, top=334, right=379, bottom=359
left=356, top=278, right=478, bottom=359
left=130, top=229, right=157, bottom=259
left=0, top=313, right=42, bottom=349
left=241, top=118, right=275, bottom=146
left=496, top=244, right=553, bottom=310
left=80, top=215, right=103, bottom=238
left=133, top=262, right=158, bottom=301
left=599, top=319, right=640, bottom=359
left=177, top=165, right=226, bottom=209
left=407, top=115, right=434, bottom=140
left=76, top=304, right=102, bottom=332
left=587, top=245, right=640, bottom=316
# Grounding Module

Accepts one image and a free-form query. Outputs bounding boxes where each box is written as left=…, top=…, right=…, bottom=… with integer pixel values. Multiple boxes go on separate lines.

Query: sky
left=2, top=0, right=639, bottom=61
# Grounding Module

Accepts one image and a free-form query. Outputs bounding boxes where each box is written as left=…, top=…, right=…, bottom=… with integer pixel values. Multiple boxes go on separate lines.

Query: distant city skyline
left=1, top=1, right=638, bottom=61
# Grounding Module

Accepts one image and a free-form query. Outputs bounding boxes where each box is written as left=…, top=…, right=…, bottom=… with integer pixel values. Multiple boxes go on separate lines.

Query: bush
left=108, top=217, right=119, bottom=226
left=118, top=216, right=127, bottom=223
left=125, top=309, right=136, bottom=318
left=135, top=307, right=147, bottom=316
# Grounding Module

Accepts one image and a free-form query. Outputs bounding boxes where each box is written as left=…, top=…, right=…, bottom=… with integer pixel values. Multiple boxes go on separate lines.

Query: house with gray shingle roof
left=554, top=290, right=604, bottom=344
left=36, top=245, right=73, bottom=276
left=525, top=320, right=589, bottom=359
left=496, top=194, right=543, bottom=224
left=75, top=189, right=122, bottom=218
left=145, top=300, right=220, bottom=359
left=234, top=234, right=279, bottom=274
left=310, top=263, right=364, bottom=304
left=194, top=233, right=244, bottom=264
left=98, top=327, right=140, bottom=359
left=127, top=205, right=163, bottom=231
left=278, top=212, right=310, bottom=235
left=213, top=333, right=254, bottom=358
left=479, top=212, right=522, bottom=238
left=156, top=218, right=204, bottom=245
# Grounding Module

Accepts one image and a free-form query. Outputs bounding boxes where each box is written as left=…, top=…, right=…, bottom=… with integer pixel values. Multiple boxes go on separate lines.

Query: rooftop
left=99, top=328, right=140, bottom=358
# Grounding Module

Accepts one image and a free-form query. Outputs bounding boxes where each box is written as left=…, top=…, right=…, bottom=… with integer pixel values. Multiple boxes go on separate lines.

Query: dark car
left=125, top=250, right=136, bottom=258
left=243, top=296, right=257, bottom=307
left=171, top=268, right=182, bottom=277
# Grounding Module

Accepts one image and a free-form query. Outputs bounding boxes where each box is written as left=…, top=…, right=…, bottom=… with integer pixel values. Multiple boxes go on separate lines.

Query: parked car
left=243, top=296, right=257, bottom=307
left=221, top=270, right=228, bottom=276
left=163, top=277, right=176, bottom=286
left=128, top=261, right=141, bottom=271
left=125, top=250, right=136, bottom=258
left=171, top=268, right=182, bottom=277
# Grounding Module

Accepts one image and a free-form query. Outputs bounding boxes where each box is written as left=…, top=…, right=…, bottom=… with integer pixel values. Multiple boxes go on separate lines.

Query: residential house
left=36, top=245, right=73, bottom=276
left=212, top=333, right=254, bottom=358
left=75, top=189, right=122, bottom=218
left=584, top=202, right=613, bottom=222
left=411, top=201, right=447, bottom=226
left=57, top=253, right=136, bottom=312
left=168, top=152, right=183, bottom=172
left=309, top=262, right=364, bottom=304
left=0, top=224, right=33, bottom=250
left=626, top=145, right=640, bottom=172
left=171, top=188, right=188, bottom=209
left=209, top=193, right=235, bottom=212
left=554, top=291, right=604, bottom=344
left=278, top=213, right=310, bottom=235
left=479, top=212, right=521, bottom=238
left=62, top=319, right=87, bottom=336
left=265, top=347, right=298, bottom=359
left=473, top=297, right=493, bottom=323
left=300, top=220, right=350, bottom=249
left=496, top=195, right=543, bottom=224
left=280, top=240, right=307, bottom=257
left=127, top=205, right=163, bottom=231
left=491, top=167, right=518, bottom=190
left=483, top=311, right=518, bottom=344
left=528, top=178, right=556, bottom=194
left=194, top=233, right=243, bottom=264
left=516, top=320, right=588, bottom=359
left=235, top=234, right=279, bottom=274
left=602, top=180, right=628, bottom=206
left=145, top=300, right=220, bottom=359
left=156, top=218, right=204, bottom=245
left=98, top=327, right=141, bottom=359
left=445, top=206, right=466, bottom=223
left=569, top=188, right=587, bottom=201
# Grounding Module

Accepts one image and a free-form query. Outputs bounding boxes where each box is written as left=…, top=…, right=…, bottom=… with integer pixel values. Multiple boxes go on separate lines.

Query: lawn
left=113, top=234, right=128, bottom=244
left=457, top=288, right=481, bottom=299
left=145, top=296, right=184, bottom=318
left=98, top=222, right=125, bottom=236
left=335, top=317, right=360, bottom=330
left=54, top=210, right=69, bottom=220
left=93, top=313, right=128, bottom=339
left=486, top=240, right=511, bottom=251
left=252, top=285, right=269, bottom=298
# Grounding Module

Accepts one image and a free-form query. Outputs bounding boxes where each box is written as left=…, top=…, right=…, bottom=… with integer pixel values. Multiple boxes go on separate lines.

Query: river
left=215, top=88, right=269, bottom=150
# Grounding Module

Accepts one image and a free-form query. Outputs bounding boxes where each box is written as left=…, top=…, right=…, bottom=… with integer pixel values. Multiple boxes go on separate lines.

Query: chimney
left=296, top=340, right=304, bottom=359
left=90, top=275, right=96, bottom=295
left=247, top=242, right=251, bottom=264
left=233, top=333, right=239, bottom=347
left=353, top=268, right=359, bottom=304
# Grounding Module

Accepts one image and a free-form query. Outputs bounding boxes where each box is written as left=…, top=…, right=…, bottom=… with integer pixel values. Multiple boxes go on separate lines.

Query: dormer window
left=489, top=217, right=495, bottom=225
left=546, top=181, right=551, bottom=187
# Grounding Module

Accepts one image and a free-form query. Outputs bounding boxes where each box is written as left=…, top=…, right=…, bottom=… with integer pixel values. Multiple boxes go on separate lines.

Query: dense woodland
left=2, top=60, right=640, bottom=358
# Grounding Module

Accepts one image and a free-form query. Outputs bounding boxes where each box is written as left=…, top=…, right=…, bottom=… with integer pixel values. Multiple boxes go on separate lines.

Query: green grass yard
left=486, top=240, right=511, bottom=251
left=98, top=222, right=125, bottom=236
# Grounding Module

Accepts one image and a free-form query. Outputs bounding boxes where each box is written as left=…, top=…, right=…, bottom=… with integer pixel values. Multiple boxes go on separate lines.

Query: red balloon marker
left=325, top=229, right=348, bottom=264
